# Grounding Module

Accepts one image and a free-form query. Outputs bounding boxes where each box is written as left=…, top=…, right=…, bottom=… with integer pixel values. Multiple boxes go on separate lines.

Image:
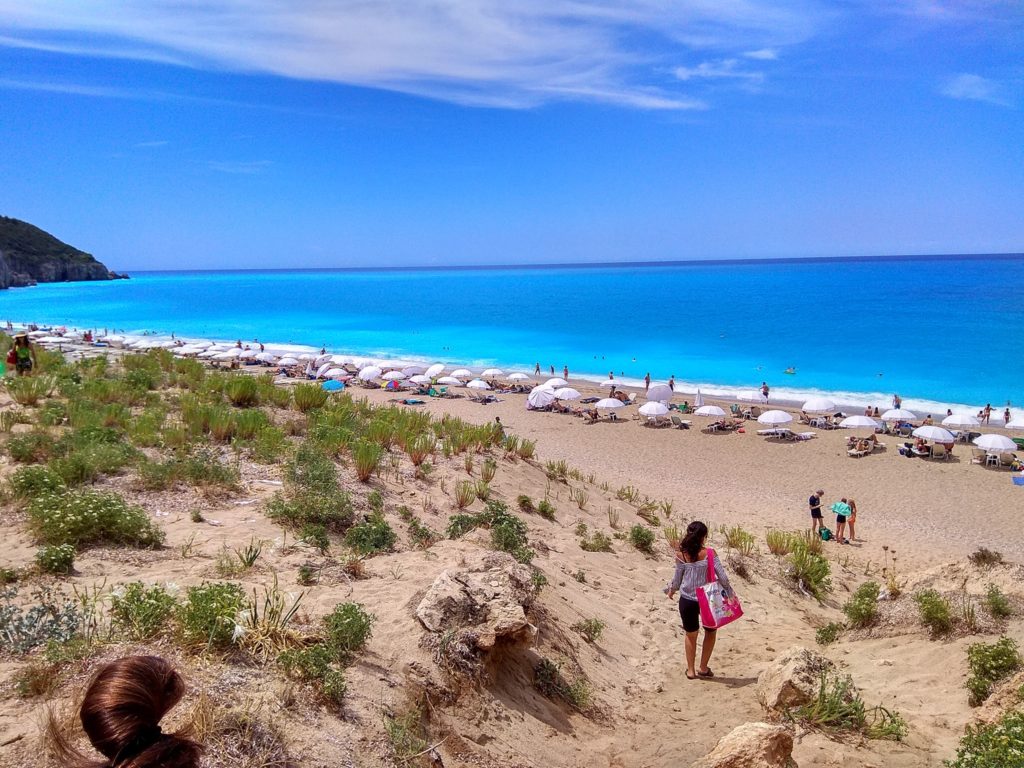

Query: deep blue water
left=3, top=256, right=1022, bottom=411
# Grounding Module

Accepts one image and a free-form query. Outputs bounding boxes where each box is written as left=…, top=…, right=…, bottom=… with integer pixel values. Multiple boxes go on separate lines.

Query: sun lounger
left=911, top=445, right=931, bottom=457
left=970, top=448, right=987, bottom=465
left=670, top=415, right=690, bottom=429
left=795, top=432, right=817, bottom=441
left=848, top=446, right=870, bottom=457
left=930, top=444, right=950, bottom=461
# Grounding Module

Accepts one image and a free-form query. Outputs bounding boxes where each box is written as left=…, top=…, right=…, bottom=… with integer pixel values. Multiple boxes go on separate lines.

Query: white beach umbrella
left=27, top=330, right=48, bottom=338
left=802, top=397, right=836, bottom=413
left=639, top=402, right=669, bottom=417
left=409, top=374, right=431, bottom=384
left=255, top=352, right=277, bottom=363
left=942, top=414, right=980, bottom=429
left=530, top=384, right=555, bottom=395
left=481, top=368, right=504, bottom=377
left=214, top=351, right=238, bottom=361
left=694, top=390, right=705, bottom=408
left=646, top=383, right=674, bottom=402
left=467, top=379, right=491, bottom=390
left=695, top=405, right=726, bottom=417
left=508, top=373, right=531, bottom=381
left=358, top=365, right=382, bottom=381
left=545, top=377, right=568, bottom=388
left=425, top=363, right=445, bottom=378
left=324, top=368, right=347, bottom=379
left=331, top=355, right=351, bottom=365
left=528, top=389, right=556, bottom=409
left=757, top=410, right=794, bottom=426
left=437, top=376, right=463, bottom=385
left=316, top=362, right=333, bottom=378
left=881, top=408, right=916, bottom=422
left=972, top=434, right=1017, bottom=452
left=839, top=415, right=879, bottom=429
left=278, top=356, right=299, bottom=366
left=1006, top=418, right=1024, bottom=430
left=239, top=349, right=257, bottom=360
left=597, top=379, right=617, bottom=389
left=315, top=354, right=332, bottom=366
left=402, top=365, right=426, bottom=376
left=382, top=370, right=407, bottom=381
left=595, top=398, right=624, bottom=409
left=451, top=368, right=473, bottom=378
left=554, top=387, right=581, bottom=401
left=198, top=349, right=220, bottom=358
left=297, top=354, right=315, bottom=362
left=736, top=390, right=762, bottom=403
left=912, top=425, right=955, bottom=442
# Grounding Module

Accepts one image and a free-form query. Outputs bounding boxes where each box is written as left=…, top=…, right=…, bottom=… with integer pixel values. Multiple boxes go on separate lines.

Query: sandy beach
left=1, top=337, right=1022, bottom=768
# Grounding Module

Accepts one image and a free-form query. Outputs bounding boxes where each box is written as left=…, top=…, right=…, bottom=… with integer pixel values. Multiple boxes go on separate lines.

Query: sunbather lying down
left=389, top=398, right=425, bottom=405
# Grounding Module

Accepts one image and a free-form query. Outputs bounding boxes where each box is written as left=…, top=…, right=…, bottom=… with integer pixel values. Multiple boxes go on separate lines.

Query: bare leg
left=848, top=518, right=856, bottom=540
left=836, top=521, right=846, bottom=542
left=699, top=630, right=717, bottom=674
left=685, top=631, right=698, bottom=677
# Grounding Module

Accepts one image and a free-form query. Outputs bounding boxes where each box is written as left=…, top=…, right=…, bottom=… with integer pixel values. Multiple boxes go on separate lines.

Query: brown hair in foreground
left=47, top=655, right=202, bottom=768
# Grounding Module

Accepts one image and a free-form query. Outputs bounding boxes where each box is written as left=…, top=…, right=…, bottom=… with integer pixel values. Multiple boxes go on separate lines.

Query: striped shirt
left=667, top=550, right=732, bottom=601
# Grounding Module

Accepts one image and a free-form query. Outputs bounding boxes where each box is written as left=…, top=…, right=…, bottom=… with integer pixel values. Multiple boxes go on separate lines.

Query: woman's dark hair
left=679, top=521, right=708, bottom=563
left=48, top=656, right=202, bottom=768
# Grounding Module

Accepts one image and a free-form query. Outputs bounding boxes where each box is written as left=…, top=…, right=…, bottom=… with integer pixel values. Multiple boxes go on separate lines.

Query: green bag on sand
left=820, top=527, right=832, bottom=541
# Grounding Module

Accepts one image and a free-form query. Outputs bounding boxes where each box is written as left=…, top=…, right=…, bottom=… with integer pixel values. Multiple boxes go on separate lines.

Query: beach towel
left=696, top=548, right=743, bottom=630
left=1013, top=476, right=1024, bottom=487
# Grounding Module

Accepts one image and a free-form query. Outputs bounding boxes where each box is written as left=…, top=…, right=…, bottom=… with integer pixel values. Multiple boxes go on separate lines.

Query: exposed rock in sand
left=416, top=552, right=537, bottom=649
left=756, top=647, right=834, bottom=712
left=691, top=722, right=797, bottom=768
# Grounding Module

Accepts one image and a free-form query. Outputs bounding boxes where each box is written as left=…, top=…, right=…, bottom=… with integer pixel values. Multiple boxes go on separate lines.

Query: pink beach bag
left=697, top=548, right=744, bottom=630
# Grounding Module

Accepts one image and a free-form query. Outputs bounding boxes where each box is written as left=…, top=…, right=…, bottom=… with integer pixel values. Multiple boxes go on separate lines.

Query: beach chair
left=848, top=446, right=870, bottom=458
left=729, top=404, right=742, bottom=418
left=931, top=444, right=948, bottom=461
left=970, top=448, right=986, bottom=465
left=795, top=432, right=817, bottom=441
left=911, top=444, right=931, bottom=458
left=999, top=452, right=1018, bottom=468
left=670, top=415, right=689, bottom=429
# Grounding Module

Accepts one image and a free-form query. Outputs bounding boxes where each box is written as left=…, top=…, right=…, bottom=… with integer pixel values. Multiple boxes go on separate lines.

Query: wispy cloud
left=134, top=140, right=168, bottom=148
left=744, top=48, right=778, bottom=60
left=941, top=73, right=1012, bottom=107
left=0, top=1, right=823, bottom=109
left=674, top=59, right=764, bottom=83
left=207, top=160, right=273, bottom=175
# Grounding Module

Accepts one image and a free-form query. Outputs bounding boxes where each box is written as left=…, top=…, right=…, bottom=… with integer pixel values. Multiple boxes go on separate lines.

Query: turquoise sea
left=2, top=256, right=1022, bottom=412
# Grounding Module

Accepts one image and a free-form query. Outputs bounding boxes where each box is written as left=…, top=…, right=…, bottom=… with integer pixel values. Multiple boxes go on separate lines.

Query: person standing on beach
left=761, top=381, right=770, bottom=404
left=549, top=364, right=554, bottom=376
left=830, top=498, right=851, bottom=544
left=983, top=404, right=992, bottom=425
left=563, top=365, right=569, bottom=381
left=608, top=370, right=614, bottom=380
left=534, top=362, right=541, bottom=375
left=12, top=334, right=36, bottom=376
left=847, top=499, right=858, bottom=541
left=644, top=372, right=651, bottom=391
left=809, top=489, right=824, bottom=535
left=666, top=521, right=734, bottom=680
left=668, top=375, right=675, bottom=391
left=893, top=393, right=902, bottom=409
left=1005, top=407, right=1012, bottom=426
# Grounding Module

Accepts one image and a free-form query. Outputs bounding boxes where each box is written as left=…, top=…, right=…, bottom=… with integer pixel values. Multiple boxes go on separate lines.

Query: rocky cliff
left=0, top=216, right=126, bottom=289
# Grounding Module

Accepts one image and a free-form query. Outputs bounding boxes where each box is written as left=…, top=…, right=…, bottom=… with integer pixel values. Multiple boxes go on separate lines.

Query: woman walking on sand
left=666, top=521, right=734, bottom=680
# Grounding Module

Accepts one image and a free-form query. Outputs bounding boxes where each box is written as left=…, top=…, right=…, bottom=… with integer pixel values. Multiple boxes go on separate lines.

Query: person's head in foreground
left=49, top=656, right=201, bottom=768
left=679, top=520, right=709, bottom=560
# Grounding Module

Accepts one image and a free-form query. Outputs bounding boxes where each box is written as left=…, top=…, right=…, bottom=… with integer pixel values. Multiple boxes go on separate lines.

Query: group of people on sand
left=808, top=489, right=858, bottom=544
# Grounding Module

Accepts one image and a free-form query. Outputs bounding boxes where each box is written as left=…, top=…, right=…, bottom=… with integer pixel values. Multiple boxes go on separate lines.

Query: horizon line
left=118, top=251, right=1024, bottom=275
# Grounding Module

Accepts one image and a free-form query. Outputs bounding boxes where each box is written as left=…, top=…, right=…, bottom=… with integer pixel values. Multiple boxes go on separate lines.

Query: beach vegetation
left=278, top=643, right=347, bottom=704
left=110, top=581, right=178, bottom=640
left=266, top=443, right=353, bottom=530
left=407, top=433, right=435, bottom=466
left=545, top=459, right=569, bottom=482
left=324, top=602, right=375, bottom=663
left=407, top=517, right=439, bottom=549
left=291, top=383, right=328, bottom=413
left=722, top=524, right=756, bottom=556
left=208, top=407, right=237, bottom=443
left=516, top=494, right=536, bottom=514
left=628, top=524, right=656, bottom=554
left=580, top=529, right=613, bottom=553
left=233, top=408, right=269, bottom=440
left=383, top=709, right=429, bottom=763
left=537, top=499, right=556, bottom=521
left=35, top=543, right=75, bottom=574
left=49, top=441, right=137, bottom=486
left=663, top=523, right=682, bottom=550
left=966, top=637, right=1021, bottom=707
left=789, top=671, right=906, bottom=741
left=945, top=710, right=1024, bottom=768
left=480, top=457, right=497, bottom=482
left=178, top=581, right=246, bottom=649
left=453, top=480, right=475, bottom=509
left=969, top=548, right=1003, bottom=569
left=843, top=582, right=881, bottom=628
left=616, top=485, right=641, bottom=503
left=787, top=541, right=832, bottom=600
left=9, top=465, right=66, bottom=499
left=474, top=480, right=491, bottom=500
left=0, top=568, right=18, bottom=584
left=914, top=589, right=954, bottom=636
left=606, top=506, right=620, bottom=529
left=345, top=513, right=397, bottom=556
left=14, top=659, right=64, bottom=699
left=0, top=586, right=83, bottom=654
left=27, top=489, right=163, bottom=549
left=534, top=658, right=591, bottom=711
left=297, top=563, right=320, bottom=586
left=816, top=622, right=844, bottom=646
left=795, top=529, right=824, bottom=556
left=37, top=400, right=67, bottom=426
left=300, top=524, right=331, bottom=554
left=352, top=440, right=383, bottom=482
left=766, top=530, right=794, bottom=556
left=6, top=374, right=56, bottom=406
left=569, top=486, right=589, bottom=510
left=126, top=406, right=166, bottom=447
left=7, top=429, right=59, bottom=463
left=226, top=375, right=260, bottom=407
left=571, top=618, right=606, bottom=643
left=248, top=423, right=289, bottom=464
left=983, top=584, right=1012, bottom=618
left=515, top=437, right=536, bottom=460
left=573, top=570, right=587, bottom=583
left=0, top=408, right=30, bottom=432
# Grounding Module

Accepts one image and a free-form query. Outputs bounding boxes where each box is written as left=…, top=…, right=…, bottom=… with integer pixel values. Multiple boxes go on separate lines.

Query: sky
left=0, top=1, right=1021, bottom=270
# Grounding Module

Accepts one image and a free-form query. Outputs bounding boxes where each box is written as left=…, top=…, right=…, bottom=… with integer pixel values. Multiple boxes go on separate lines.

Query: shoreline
left=17, top=321, right=1010, bottom=419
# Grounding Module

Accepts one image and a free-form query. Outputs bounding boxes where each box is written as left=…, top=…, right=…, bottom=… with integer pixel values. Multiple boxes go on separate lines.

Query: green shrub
left=345, top=513, right=397, bottom=556
left=7, top=430, right=58, bottom=463
left=446, top=513, right=481, bottom=539
left=293, top=383, right=329, bottom=413
left=6, top=375, right=55, bottom=406
left=537, top=499, right=556, bottom=521
left=49, top=442, right=137, bottom=486
left=0, top=586, right=82, bottom=654
left=628, top=524, right=656, bottom=554
left=178, top=582, right=246, bottom=649
left=177, top=447, right=240, bottom=492
left=453, top=480, right=475, bottom=509
left=249, top=424, right=289, bottom=464
left=946, top=710, right=1024, bottom=768
left=766, top=529, right=794, bottom=556
left=10, top=465, right=66, bottom=499
left=300, top=524, right=331, bottom=554
left=226, top=375, right=260, bottom=407
left=722, top=525, right=755, bottom=556
left=37, top=400, right=67, bottom=426
left=27, top=490, right=164, bottom=549
left=843, top=582, right=880, bottom=628
left=580, top=530, right=613, bottom=552
left=324, top=602, right=375, bottom=663
left=353, top=440, right=382, bottom=482
left=816, top=622, right=844, bottom=646
left=266, top=443, right=352, bottom=530
left=110, top=582, right=177, bottom=640
left=35, top=544, right=75, bottom=574
left=966, top=637, right=1022, bottom=707
left=534, top=658, right=591, bottom=711
left=517, top=494, right=536, bottom=515
left=571, top=618, right=606, bottom=643
left=983, top=584, right=1012, bottom=618
left=969, top=548, right=1003, bottom=568
left=233, top=409, right=269, bottom=440
left=914, top=589, right=954, bottom=636
left=408, top=518, right=439, bottom=549
left=490, top=510, right=533, bottom=564
left=135, top=459, right=179, bottom=491
left=790, top=671, right=906, bottom=741
left=278, top=643, right=347, bottom=703
left=787, top=543, right=832, bottom=600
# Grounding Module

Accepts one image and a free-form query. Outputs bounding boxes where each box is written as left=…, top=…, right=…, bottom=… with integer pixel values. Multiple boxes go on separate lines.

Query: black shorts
left=811, top=509, right=823, bottom=519
left=836, top=515, right=847, bottom=523
left=15, top=359, right=32, bottom=373
left=678, top=597, right=716, bottom=633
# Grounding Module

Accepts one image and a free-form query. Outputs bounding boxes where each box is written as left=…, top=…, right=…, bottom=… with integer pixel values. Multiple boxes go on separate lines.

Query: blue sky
left=0, top=1, right=1021, bottom=270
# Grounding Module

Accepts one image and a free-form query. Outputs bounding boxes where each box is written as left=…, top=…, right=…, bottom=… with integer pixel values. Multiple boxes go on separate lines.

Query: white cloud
left=207, top=160, right=273, bottom=175
left=674, top=59, right=764, bottom=82
left=744, top=48, right=778, bottom=60
left=941, top=74, right=1012, bottom=107
left=0, top=1, right=822, bottom=109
